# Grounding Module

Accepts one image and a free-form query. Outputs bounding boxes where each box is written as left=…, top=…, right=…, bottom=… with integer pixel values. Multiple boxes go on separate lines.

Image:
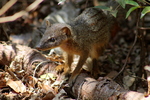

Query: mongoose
left=36, top=7, right=110, bottom=85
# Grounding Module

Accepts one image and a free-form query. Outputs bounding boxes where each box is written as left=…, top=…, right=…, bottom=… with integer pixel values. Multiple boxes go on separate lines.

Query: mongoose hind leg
left=92, top=58, right=101, bottom=78
left=91, top=45, right=105, bottom=78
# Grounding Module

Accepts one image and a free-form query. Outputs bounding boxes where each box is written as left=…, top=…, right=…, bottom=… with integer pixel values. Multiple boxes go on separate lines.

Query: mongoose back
left=36, top=7, right=110, bottom=84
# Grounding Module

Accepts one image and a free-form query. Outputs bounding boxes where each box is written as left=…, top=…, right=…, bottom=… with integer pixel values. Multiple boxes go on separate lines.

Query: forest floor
left=0, top=0, right=150, bottom=100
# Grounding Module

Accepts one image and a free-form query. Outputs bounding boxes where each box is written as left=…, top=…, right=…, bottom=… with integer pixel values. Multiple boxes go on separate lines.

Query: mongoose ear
left=61, top=27, right=71, bottom=36
left=46, top=20, right=51, bottom=27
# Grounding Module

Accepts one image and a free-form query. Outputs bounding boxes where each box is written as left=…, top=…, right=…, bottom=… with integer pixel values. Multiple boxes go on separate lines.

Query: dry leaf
left=42, top=84, right=53, bottom=94
left=0, top=72, right=7, bottom=88
left=7, top=79, right=26, bottom=93
left=42, top=91, right=55, bottom=100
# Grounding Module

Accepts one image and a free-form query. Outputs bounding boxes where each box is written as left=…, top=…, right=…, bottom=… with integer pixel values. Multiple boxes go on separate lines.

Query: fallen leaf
left=7, top=79, right=26, bottom=93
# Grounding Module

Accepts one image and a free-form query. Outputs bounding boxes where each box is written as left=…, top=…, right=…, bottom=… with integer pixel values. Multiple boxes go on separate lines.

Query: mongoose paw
left=68, top=75, right=78, bottom=87
left=55, top=65, right=64, bottom=73
left=55, top=65, right=71, bottom=76
left=68, top=80, right=74, bottom=87
left=91, top=69, right=101, bottom=79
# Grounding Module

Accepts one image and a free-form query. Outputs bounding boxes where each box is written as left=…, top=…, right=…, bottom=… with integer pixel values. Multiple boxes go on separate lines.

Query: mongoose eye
left=48, top=37, right=55, bottom=42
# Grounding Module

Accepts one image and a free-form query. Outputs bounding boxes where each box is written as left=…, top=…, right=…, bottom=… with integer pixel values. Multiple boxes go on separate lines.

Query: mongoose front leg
left=63, top=53, right=73, bottom=76
left=69, top=54, right=88, bottom=86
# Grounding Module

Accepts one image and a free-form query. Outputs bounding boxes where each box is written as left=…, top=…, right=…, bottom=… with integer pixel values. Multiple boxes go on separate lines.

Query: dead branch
left=0, top=0, right=17, bottom=16
left=64, top=73, right=148, bottom=100
left=0, top=0, right=44, bottom=23
left=0, top=43, right=55, bottom=76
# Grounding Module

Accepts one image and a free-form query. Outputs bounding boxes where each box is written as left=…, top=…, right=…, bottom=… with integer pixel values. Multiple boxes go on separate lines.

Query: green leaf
left=94, top=6, right=111, bottom=11
left=116, top=0, right=126, bottom=8
left=110, top=10, right=118, bottom=17
left=126, top=6, right=140, bottom=18
left=95, top=6, right=118, bottom=17
left=125, top=0, right=139, bottom=6
left=141, top=6, right=150, bottom=18
left=58, top=0, right=66, bottom=5
left=137, top=0, right=144, bottom=3
left=40, top=73, right=56, bottom=80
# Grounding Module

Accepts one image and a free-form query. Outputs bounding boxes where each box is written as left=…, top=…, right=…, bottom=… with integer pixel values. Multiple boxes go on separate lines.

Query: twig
left=113, top=8, right=141, bottom=80
left=33, top=61, right=49, bottom=77
left=0, top=0, right=44, bottom=23
left=0, top=0, right=17, bottom=16
left=2, top=24, right=9, bottom=40
left=113, top=32, right=138, bottom=80
left=138, top=17, right=147, bottom=79
left=139, top=27, right=150, bottom=30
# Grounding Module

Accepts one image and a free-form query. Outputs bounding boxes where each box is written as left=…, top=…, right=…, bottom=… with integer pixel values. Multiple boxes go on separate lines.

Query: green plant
left=96, top=0, right=150, bottom=18
left=96, top=0, right=150, bottom=84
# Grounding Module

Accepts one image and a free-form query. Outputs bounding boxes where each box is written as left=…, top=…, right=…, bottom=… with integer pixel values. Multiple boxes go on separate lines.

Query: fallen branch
left=0, top=0, right=17, bottom=16
left=0, top=0, right=44, bottom=23
left=0, top=43, right=55, bottom=76
left=61, top=73, right=148, bottom=100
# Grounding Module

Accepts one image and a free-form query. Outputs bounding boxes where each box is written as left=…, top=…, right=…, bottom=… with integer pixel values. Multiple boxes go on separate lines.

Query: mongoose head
left=36, top=23, right=72, bottom=51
